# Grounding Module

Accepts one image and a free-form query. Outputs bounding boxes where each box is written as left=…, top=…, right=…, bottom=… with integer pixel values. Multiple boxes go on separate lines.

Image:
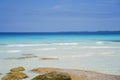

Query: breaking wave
left=35, top=48, right=56, bottom=51
left=96, top=41, right=104, bottom=44
left=7, top=50, right=21, bottom=53
left=79, top=46, right=120, bottom=49
left=6, top=43, right=79, bottom=47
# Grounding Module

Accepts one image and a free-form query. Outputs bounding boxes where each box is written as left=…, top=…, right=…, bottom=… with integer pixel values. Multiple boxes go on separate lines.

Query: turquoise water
left=0, top=32, right=120, bottom=79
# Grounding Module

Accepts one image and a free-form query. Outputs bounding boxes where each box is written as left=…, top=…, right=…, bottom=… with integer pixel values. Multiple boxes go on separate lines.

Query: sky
left=0, top=0, right=120, bottom=32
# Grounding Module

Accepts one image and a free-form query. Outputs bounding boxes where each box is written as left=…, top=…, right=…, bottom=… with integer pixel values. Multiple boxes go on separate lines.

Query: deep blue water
left=0, top=32, right=120, bottom=44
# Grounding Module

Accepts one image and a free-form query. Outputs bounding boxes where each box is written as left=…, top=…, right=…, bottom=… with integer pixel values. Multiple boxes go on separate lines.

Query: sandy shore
left=1, top=66, right=120, bottom=80
left=31, top=67, right=120, bottom=80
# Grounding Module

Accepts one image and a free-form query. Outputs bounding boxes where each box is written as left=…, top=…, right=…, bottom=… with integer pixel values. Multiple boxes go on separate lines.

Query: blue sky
left=0, top=0, right=120, bottom=32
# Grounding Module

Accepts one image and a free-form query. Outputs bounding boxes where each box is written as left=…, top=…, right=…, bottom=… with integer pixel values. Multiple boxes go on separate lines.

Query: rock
left=31, top=67, right=120, bottom=80
left=10, top=66, right=25, bottom=72
left=31, top=67, right=61, bottom=73
left=2, top=72, right=28, bottom=80
left=0, top=73, right=2, bottom=75
left=40, top=57, right=59, bottom=60
left=32, top=71, right=71, bottom=80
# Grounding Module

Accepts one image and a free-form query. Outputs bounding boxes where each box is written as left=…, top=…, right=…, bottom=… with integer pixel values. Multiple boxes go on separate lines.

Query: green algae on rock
left=2, top=72, right=28, bottom=80
left=32, top=71, right=71, bottom=80
left=31, top=67, right=120, bottom=80
left=10, top=66, right=25, bottom=72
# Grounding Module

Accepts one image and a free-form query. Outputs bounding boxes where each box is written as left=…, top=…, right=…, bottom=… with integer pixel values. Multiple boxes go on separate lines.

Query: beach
left=0, top=32, right=120, bottom=79
left=1, top=66, right=120, bottom=80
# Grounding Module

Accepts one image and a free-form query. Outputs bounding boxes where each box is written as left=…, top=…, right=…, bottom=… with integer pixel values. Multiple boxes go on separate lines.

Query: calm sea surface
left=0, top=32, right=120, bottom=79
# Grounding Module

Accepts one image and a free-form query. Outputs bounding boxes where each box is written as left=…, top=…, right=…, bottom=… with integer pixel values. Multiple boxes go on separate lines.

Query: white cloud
left=52, top=5, right=63, bottom=10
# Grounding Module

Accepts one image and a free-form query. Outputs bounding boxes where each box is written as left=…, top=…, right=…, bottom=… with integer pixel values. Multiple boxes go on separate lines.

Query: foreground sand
left=31, top=67, right=120, bottom=80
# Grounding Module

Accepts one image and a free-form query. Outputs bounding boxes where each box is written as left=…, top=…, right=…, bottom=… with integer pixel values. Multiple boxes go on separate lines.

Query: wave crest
left=6, top=43, right=79, bottom=47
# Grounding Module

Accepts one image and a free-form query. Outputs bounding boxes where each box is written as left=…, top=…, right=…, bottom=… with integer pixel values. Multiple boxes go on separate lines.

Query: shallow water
left=0, top=32, right=120, bottom=79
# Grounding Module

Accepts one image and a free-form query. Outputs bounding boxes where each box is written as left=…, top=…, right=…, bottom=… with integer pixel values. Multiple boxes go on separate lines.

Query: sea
left=0, top=32, right=120, bottom=79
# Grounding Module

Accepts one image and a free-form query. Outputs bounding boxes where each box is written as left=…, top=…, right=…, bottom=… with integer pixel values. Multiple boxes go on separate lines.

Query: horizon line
left=0, top=30, right=120, bottom=33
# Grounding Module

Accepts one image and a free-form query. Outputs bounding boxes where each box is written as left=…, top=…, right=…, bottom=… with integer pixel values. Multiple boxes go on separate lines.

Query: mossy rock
left=10, top=66, right=25, bottom=72
left=32, top=71, right=71, bottom=80
left=2, top=72, right=28, bottom=80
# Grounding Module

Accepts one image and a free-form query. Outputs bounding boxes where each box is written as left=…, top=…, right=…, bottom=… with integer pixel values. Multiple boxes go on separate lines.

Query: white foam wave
left=60, top=54, right=93, bottom=59
left=60, top=52, right=116, bottom=59
left=7, top=44, right=40, bottom=47
left=7, top=50, right=21, bottom=53
left=69, top=54, right=92, bottom=58
left=35, top=48, right=56, bottom=51
left=51, top=43, right=79, bottom=46
left=6, top=43, right=79, bottom=47
left=96, top=41, right=104, bottom=44
left=79, top=46, right=120, bottom=49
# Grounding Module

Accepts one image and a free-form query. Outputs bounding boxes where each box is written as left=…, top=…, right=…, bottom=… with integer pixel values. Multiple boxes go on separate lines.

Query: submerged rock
left=32, top=71, right=71, bottom=80
left=10, top=66, right=25, bottom=72
left=2, top=72, right=28, bottom=80
left=40, top=57, right=59, bottom=60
